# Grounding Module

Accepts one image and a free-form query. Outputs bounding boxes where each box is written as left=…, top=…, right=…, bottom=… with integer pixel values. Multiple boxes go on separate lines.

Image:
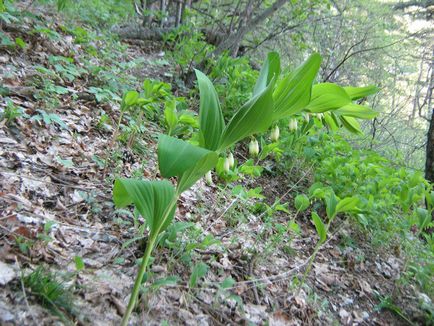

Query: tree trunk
left=213, top=0, right=288, bottom=57
left=424, top=51, right=434, bottom=183
left=426, top=112, right=434, bottom=183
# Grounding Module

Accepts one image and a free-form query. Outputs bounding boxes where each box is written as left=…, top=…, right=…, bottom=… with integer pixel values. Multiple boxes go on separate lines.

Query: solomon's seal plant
left=112, top=51, right=378, bottom=325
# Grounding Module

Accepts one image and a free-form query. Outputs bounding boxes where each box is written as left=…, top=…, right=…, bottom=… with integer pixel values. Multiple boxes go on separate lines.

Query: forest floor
left=0, top=5, right=432, bottom=326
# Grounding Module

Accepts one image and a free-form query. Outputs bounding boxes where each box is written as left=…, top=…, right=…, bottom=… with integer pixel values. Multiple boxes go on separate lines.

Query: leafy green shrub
left=112, top=51, right=378, bottom=325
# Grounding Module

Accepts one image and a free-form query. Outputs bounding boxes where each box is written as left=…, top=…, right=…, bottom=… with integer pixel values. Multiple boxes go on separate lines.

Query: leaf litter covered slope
left=0, top=6, right=431, bottom=326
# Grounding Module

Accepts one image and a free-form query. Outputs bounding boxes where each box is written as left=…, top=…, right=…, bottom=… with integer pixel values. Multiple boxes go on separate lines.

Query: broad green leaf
left=253, top=51, right=280, bottom=96
left=343, top=85, right=379, bottom=100
left=336, top=197, right=360, bottom=213
left=340, top=115, right=362, bottom=134
left=219, top=79, right=275, bottom=150
left=189, top=262, right=209, bottom=288
left=177, top=151, right=218, bottom=193
left=325, top=192, right=338, bottom=220
left=306, top=83, right=351, bottom=113
left=195, top=69, right=225, bottom=151
left=179, top=114, right=198, bottom=127
left=113, top=179, right=176, bottom=237
left=294, top=194, right=310, bottom=212
left=335, top=103, right=378, bottom=119
left=273, top=53, right=321, bottom=119
left=323, top=112, right=339, bottom=131
left=164, top=99, right=178, bottom=135
left=312, top=212, right=326, bottom=243
left=158, top=134, right=213, bottom=178
left=416, top=208, right=430, bottom=230
left=123, top=90, right=139, bottom=107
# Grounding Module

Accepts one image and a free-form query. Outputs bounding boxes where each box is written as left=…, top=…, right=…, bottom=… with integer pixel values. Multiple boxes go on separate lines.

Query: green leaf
left=220, top=277, right=235, bottom=289
left=158, top=134, right=213, bottom=178
left=306, top=83, right=351, bottom=113
left=177, top=151, right=218, bottom=193
left=343, top=85, right=379, bottom=100
left=189, top=262, right=209, bottom=288
left=336, top=197, right=359, bottom=213
left=416, top=208, right=430, bottom=230
left=273, top=53, right=321, bottom=119
left=323, top=112, right=339, bottom=131
left=294, top=194, right=310, bottom=212
left=195, top=69, right=225, bottom=151
left=219, top=78, right=275, bottom=150
left=325, top=192, right=338, bottom=220
left=312, top=212, right=327, bottom=243
left=113, top=179, right=176, bottom=237
left=122, top=90, right=139, bottom=107
left=164, top=99, right=178, bottom=135
left=253, top=51, right=280, bottom=97
left=179, top=114, right=198, bottom=127
left=335, top=103, right=378, bottom=119
left=56, top=156, right=74, bottom=168
left=74, top=256, right=84, bottom=271
left=340, top=115, right=362, bottom=134
left=15, top=37, right=26, bottom=49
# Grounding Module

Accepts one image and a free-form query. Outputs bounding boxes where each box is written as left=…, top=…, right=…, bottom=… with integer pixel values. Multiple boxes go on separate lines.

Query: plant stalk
left=300, top=241, right=322, bottom=288
left=121, top=196, right=178, bottom=326
left=121, top=233, right=157, bottom=326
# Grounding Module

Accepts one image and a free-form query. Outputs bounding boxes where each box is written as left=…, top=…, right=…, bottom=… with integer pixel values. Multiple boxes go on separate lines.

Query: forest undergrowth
left=0, top=1, right=433, bottom=325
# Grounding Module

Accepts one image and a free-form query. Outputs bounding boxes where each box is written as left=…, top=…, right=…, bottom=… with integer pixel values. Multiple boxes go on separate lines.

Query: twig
left=15, top=256, right=36, bottom=324
left=204, top=195, right=240, bottom=232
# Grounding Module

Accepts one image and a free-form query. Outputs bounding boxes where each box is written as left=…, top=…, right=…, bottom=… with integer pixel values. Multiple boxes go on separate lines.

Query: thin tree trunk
left=426, top=112, right=434, bottom=183
left=213, top=0, right=288, bottom=57
left=175, top=0, right=183, bottom=27
left=424, top=50, right=434, bottom=183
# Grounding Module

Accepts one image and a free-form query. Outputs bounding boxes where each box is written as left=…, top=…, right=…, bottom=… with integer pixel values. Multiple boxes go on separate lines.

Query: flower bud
left=223, top=157, right=231, bottom=172
left=249, top=139, right=259, bottom=157
left=302, top=112, right=310, bottom=123
left=288, top=118, right=298, bottom=131
left=270, top=125, right=280, bottom=142
left=205, top=171, right=213, bottom=185
left=228, top=152, right=235, bottom=168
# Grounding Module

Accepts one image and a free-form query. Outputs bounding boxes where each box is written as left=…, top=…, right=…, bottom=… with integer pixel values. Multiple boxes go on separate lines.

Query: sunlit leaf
left=340, top=115, right=362, bottom=134
left=325, top=192, right=338, bottom=220
left=306, top=83, right=351, bottom=113
left=312, top=212, right=326, bottom=243
left=343, top=85, right=379, bottom=100
left=158, top=134, right=213, bottom=178
left=189, top=262, right=208, bottom=288
left=294, top=194, right=310, bottom=212
left=195, top=69, right=225, bottom=151
left=219, top=79, right=275, bottom=150
left=177, top=151, right=218, bottom=193
left=122, top=90, right=139, bottom=107
left=273, top=53, right=321, bottom=119
left=335, top=103, right=378, bottom=119
left=113, top=179, right=176, bottom=237
left=336, top=196, right=360, bottom=213
left=253, top=51, right=280, bottom=96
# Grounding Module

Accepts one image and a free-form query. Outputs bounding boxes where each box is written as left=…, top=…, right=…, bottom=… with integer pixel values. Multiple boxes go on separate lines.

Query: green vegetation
left=0, top=0, right=432, bottom=325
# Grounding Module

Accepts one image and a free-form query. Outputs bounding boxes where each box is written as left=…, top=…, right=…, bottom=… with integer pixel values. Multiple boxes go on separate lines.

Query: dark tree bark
left=423, top=51, right=434, bottom=182
left=213, top=0, right=288, bottom=57
left=426, top=112, right=434, bottom=183
left=111, top=24, right=225, bottom=46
